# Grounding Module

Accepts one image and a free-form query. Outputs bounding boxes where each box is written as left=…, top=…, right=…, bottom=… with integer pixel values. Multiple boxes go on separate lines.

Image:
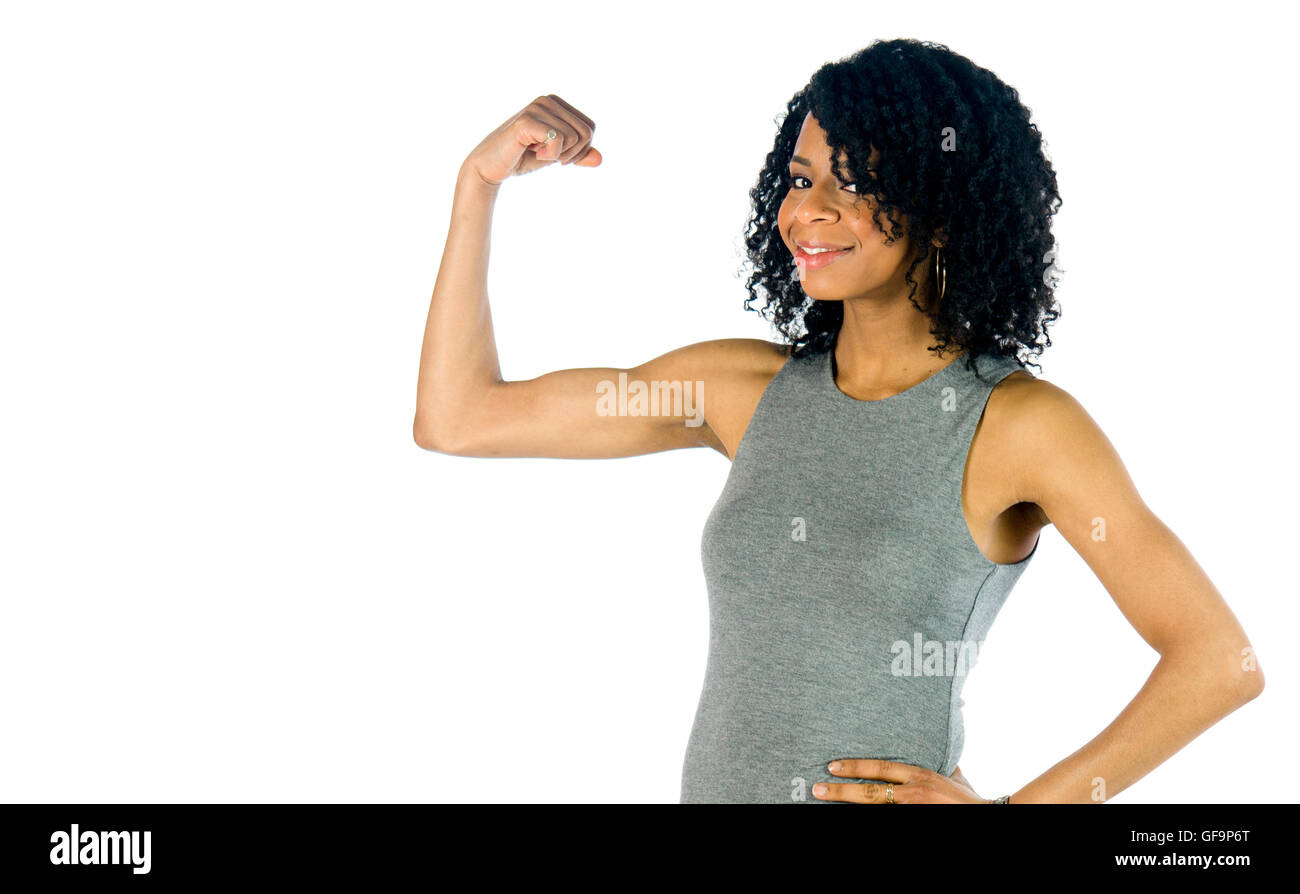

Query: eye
left=788, top=174, right=859, bottom=194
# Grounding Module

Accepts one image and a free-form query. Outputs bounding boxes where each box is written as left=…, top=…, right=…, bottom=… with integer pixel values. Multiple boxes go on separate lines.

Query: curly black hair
left=740, top=38, right=1063, bottom=374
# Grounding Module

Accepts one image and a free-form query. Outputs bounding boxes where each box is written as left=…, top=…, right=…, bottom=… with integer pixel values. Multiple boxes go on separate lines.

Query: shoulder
left=982, top=366, right=1130, bottom=505
left=636, top=338, right=790, bottom=385
left=693, top=338, right=791, bottom=374
left=636, top=339, right=790, bottom=461
left=984, top=367, right=1095, bottom=438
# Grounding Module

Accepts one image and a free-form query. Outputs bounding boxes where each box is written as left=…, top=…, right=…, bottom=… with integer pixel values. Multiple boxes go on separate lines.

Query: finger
left=525, top=109, right=577, bottom=162
left=520, top=109, right=577, bottom=163
left=520, top=98, right=580, bottom=162
left=812, top=782, right=882, bottom=804
left=544, top=94, right=595, bottom=132
left=517, top=111, right=569, bottom=164
left=827, top=758, right=928, bottom=784
left=535, top=95, right=593, bottom=164
left=537, top=96, right=598, bottom=167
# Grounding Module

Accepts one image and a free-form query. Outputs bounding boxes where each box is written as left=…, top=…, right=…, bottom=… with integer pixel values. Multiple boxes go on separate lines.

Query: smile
left=794, top=245, right=852, bottom=270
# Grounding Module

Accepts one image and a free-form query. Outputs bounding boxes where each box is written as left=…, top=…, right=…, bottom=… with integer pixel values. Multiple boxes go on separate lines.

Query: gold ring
left=885, top=783, right=895, bottom=804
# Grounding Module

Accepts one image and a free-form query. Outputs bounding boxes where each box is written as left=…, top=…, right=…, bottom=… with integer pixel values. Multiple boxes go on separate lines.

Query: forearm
left=1009, top=646, right=1262, bottom=803
left=414, top=164, right=505, bottom=445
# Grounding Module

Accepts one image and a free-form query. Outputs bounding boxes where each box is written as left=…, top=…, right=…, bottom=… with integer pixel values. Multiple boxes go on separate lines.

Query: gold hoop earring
left=933, top=245, right=946, bottom=302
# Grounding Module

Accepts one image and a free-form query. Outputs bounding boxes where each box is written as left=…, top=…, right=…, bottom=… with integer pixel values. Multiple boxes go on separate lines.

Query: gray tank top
left=682, top=345, right=1040, bottom=803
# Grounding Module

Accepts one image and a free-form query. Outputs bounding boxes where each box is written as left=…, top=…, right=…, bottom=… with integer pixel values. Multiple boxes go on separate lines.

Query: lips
left=794, top=242, right=853, bottom=271
left=795, top=241, right=852, bottom=251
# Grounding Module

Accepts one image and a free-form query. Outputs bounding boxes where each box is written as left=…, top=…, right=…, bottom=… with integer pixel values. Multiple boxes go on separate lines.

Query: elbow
left=1236, top=665, right=1265, bottom=703
left=1230, top=642, right=1266, bottom=703
left=415, top=388, right=500, bottom=455
left=1163, top=641, right=1265, bottom=709
left=1216, top=658, right=1264, bottom=708
left=413, top=415, right=465, bottom=455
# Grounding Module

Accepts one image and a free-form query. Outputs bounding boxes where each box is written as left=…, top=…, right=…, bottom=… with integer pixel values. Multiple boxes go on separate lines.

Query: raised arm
left=413, top=94, right=784, bottom=459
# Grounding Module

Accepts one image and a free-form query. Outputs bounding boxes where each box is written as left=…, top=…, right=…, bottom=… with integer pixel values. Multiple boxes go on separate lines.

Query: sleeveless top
left=681, top=346, right=1040, bottom=803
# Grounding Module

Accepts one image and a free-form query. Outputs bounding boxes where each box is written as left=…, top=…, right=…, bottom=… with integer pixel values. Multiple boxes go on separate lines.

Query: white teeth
left=803, top=246, right=844, bottom=254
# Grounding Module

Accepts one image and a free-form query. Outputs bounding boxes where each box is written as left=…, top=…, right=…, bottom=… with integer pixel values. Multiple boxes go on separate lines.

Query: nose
left=794, top=187, right=840, bottom=224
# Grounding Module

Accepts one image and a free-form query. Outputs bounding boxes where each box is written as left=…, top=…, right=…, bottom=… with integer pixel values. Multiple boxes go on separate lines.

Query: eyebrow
left=789, top=153, right=878, bottom=181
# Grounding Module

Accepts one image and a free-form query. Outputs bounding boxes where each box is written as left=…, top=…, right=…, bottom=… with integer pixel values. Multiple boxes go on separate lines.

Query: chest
left=710, top=370, right=1040, bottom=567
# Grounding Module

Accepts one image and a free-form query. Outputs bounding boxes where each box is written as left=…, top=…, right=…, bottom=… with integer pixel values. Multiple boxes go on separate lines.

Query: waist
left=680, top=735, right=944, bottom=804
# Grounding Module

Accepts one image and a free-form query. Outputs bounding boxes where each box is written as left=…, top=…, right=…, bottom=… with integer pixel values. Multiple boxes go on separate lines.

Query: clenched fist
left=463, top=94, right=601, bottom=186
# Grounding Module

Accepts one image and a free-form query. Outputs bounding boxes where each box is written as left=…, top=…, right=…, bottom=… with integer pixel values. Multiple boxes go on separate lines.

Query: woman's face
left=777, top=112, right=921, bottom=303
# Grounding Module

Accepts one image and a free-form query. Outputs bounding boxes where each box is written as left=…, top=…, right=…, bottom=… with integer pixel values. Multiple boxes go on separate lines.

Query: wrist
left=458, top=162, right=503, bottom=193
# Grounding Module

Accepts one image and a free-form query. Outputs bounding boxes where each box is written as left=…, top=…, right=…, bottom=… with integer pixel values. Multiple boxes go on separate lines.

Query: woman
left=414, top=38, right=1263, bottom=804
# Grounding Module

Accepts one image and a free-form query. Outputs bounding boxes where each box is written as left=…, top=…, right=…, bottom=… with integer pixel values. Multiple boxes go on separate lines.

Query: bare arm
left=998, top=379, right=1264, bottom=803
left=413, top=94, right=754, bottom=459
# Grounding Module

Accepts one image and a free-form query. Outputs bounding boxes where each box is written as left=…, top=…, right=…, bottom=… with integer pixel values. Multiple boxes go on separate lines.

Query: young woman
left=414, top=39, right=1263, bottom=804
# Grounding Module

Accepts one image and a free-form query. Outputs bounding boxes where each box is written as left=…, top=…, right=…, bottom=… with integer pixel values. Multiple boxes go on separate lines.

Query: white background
left=2, top=0, right=1295, bottom=803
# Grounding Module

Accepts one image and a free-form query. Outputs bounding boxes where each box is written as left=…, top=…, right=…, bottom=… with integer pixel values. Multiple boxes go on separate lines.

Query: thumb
left=572, top=146, right=603, bottom=168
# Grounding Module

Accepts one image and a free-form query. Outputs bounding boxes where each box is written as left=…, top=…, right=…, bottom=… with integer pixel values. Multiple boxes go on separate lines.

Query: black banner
left=0, top=802, right=1284, bottom=883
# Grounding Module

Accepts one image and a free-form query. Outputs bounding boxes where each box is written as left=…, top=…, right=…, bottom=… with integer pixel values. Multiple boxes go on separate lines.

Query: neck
left=831, top=291, right=963, bottom=399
